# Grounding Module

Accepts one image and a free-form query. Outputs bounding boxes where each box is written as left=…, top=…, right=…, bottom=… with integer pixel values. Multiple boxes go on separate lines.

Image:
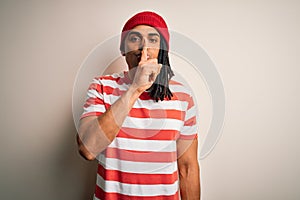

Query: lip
left=134, top=53, right=141, bottom=63
left=135, top=53, right=141, bottom=58
left=135, top=53, right=150, bottom=60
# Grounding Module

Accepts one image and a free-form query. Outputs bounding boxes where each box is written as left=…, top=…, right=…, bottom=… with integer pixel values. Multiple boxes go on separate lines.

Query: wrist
left=128, top=84, right=143, bottom=98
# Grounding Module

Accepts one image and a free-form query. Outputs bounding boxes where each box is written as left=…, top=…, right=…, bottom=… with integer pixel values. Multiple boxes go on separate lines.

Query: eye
left=129, top=35, right=141, bottom=43
left=149, top=38, right=158, bottom=43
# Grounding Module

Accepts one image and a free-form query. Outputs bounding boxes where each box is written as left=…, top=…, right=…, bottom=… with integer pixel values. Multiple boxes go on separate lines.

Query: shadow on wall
left=66, top=56, right=127, bottom=200
left=53, top=115, right=98, bottom=200
left=103, top=56, right=128, bottom=75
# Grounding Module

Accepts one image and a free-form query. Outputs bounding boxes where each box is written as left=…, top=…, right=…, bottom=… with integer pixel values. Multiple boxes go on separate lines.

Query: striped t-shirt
left=81, top=71, right=198, bottom=200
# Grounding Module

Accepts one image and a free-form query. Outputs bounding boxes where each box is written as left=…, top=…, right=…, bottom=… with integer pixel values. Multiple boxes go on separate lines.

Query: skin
left=76, top=25, right=200, bottom=199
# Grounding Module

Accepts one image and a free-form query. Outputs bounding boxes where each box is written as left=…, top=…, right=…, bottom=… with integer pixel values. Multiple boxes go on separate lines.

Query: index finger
left=141, top=48, right=148, bottom=62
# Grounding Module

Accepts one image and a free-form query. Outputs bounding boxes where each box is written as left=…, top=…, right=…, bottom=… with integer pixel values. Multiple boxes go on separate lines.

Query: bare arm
left=177, top=138, right=201, bottom=200
left=77, top=49, right=161, bottom=160
left=77, top=86, right=141, bottom=160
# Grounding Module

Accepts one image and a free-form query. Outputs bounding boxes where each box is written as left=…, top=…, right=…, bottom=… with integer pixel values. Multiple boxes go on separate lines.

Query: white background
left=0, top=0, right=299, bottom=199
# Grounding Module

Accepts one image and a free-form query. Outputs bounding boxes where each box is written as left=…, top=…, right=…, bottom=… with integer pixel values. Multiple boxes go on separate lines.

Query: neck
left=127, top=67, right=137, bottom=82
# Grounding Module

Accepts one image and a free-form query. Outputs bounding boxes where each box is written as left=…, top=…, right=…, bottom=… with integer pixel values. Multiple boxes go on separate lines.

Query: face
left=124, top=25, right=161, bottom=69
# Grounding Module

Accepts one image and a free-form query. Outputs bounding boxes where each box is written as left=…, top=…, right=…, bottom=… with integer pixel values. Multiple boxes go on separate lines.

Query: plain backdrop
left=1, top=0, right=300, bottom=200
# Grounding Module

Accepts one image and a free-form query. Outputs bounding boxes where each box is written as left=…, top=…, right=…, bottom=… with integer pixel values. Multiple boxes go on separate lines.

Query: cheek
left=125, top=53, right=139, bottom=68
left=125, top=43, right=139, bottom=53
left=149, top=48, right=160, bottom=58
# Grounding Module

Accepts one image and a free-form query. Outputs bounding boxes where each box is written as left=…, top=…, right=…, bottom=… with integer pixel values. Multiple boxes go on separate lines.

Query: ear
left=121, top=51, right=126, bottom=56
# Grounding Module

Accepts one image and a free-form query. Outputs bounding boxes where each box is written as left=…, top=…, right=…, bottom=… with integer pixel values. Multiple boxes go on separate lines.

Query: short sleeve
left=80, top=78, right=106, bottom=119
left=179, top=94, right=198, bottom=140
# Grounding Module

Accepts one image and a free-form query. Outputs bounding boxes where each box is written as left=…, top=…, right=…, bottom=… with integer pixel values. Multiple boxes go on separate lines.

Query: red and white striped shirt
left=81, top=71, right=198, bottom=200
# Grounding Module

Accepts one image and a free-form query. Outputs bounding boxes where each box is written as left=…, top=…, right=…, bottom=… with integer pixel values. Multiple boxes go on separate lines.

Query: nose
left=139, top=37, right=148, bottom=50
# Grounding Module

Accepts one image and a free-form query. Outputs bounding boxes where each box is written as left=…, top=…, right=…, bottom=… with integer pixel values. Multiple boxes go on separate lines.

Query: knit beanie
left=120, top=11, right=170, bottom=54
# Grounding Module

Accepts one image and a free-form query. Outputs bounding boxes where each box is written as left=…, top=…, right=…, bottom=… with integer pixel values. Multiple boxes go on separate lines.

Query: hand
left=131, top=48, right=162, bottom=94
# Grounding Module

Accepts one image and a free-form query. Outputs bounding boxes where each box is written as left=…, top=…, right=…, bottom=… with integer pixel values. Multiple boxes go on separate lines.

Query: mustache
left=125, top=50, right=142, bottom=62
left=127, top=50, right=142, bottom=56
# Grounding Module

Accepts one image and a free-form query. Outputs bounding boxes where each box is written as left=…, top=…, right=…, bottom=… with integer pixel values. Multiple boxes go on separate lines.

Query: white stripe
left=185, top=105, right=197, bottom=121
left=109, top=137, right=176, bottom=152
left=135, top=98, right=188, bottom=111
left=97, top=81, right=193, bottom=98
left=93, top=73, right=193, bottom=98
left=122, top=117, right=184, bottom=131
left=83, top=104, right=106, bottom=113
left=91, top=78, right=101, bottom=84
left=96, top=174, right=179, bottom=196
left=180, top=125, right=198, bottom=135
left=111, top=72, right=124, bottom=78
left=100, top=79, right=129, bottom=90
left=91, top=84, right=188, bottom=111
left=102, top=93, right=119, bottom=105
left=98, top=155, right=178, bottom=174
left=86, top=89, right=103, bottom=99
left=169, top=84, right=192, bottom=95
left=104, top=94, right=188, bottom=111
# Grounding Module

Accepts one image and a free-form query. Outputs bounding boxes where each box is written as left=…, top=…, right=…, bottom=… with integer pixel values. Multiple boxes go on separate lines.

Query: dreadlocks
left=147, top=37, right=174, bottom=102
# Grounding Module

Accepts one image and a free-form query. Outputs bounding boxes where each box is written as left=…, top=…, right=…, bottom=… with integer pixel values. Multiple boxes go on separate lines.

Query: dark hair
left=147, top=37, right=174, bottom=102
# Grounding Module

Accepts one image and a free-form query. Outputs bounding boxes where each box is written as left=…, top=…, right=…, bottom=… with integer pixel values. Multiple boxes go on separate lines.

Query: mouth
left=135, top=52, right=150, bottom=61
left=135, top=53, right=141, bottom=58
left=135, top=52, right=142, bottom=62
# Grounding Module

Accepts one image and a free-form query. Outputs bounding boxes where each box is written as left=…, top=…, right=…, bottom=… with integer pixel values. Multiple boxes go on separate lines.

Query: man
left=77, top=11, right=200, bottom=200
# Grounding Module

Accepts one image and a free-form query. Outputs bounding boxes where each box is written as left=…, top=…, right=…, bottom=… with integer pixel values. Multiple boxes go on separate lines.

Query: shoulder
left=92, top=71, right=129, bottom=86
left=169, top=79, right=193, bottom=97
left=93, top=71, right=125, bottom=82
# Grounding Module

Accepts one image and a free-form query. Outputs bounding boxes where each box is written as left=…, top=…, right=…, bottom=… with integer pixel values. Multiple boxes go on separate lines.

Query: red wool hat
left=120, top=11, right=170, bottom=53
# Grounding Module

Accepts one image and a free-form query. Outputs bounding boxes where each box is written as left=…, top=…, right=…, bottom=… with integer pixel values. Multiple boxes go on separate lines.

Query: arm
left=77, top=86, right=141, bottom=160
left=77, top=49, right=161, bottom=160
left=177, top=138, right=201, bottom=200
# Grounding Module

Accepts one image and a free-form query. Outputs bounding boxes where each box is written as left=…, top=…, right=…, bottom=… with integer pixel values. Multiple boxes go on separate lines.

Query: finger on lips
left=141, top=48, right=148, bottom=61
left=139, top=48, right=160, bottom=78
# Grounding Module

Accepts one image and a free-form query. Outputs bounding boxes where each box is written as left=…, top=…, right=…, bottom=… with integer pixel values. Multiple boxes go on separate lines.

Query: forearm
left=179, top=163, right=201, bottom=200
left=78, top=85, right=141, bottom=160
left=97, top=85, right=141, bottom=140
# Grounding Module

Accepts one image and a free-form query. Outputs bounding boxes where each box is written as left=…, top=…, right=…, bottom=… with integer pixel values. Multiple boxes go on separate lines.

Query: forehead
left=129, top=25, right=160, bottom=35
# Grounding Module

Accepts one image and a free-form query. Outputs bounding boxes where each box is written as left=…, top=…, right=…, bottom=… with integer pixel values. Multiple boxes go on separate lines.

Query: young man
left=77, top=11, right=200, bottom=199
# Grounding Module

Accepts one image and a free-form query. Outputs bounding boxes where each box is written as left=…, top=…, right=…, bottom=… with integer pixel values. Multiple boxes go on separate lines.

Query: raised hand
left=131, top=48, right=162, bottom=94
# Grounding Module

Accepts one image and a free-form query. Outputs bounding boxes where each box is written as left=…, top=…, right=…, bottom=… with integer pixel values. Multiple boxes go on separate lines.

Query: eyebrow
left=148, top=33, right=160, bottom=37
left=128, top=31, right=160, bottom=37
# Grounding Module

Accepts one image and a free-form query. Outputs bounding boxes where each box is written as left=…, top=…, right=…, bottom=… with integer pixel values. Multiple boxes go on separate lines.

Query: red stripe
left=172, top=92, right=194, bottom=109
left=83, top=97, right=104, bottom=108
left=179, top=134, right=197, bottom=140
left=101, top=85, right=152, bottom=100
left=184, top=116, right=197, bottom=126
left=104, top=147, right=177, bottom=163
left=117, top=128, right=180, bottom=140
left=95, top=73, right=131, bottom=85
left=80, top=112, right=103, bottom=119
left=95, top=75, right=119, bottom=81
left=102, top=85, right=123, bottom=95
left=101, top=85, right=153, bottom=100
left=129, top=108, right=184, bottom=120
left=169, top=80, right=183, bottom=86
left=97, top=84, right=193, bottom=104
left=139, top=91, right=152, bottom=100
left=97, top=164, right=178, bottom=185
left=95, top=184, right=179, bottom=200
left=97, top=76, right=195, bottom=107
left=87, top=83, right=103, bottom=93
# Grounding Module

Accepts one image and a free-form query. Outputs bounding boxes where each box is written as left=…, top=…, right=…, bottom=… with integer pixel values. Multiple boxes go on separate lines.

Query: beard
left=125, top=50, right=142, bottom=70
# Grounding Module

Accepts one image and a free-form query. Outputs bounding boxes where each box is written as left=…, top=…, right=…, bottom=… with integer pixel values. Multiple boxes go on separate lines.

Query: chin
left=125, top=57, right=140, bottom=70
